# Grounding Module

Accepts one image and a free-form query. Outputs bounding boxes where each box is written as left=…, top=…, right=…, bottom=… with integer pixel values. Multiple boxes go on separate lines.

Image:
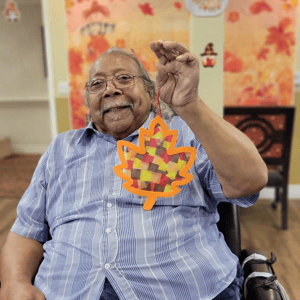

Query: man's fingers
left=150, top=41, right=196, bottom=68
left=150, top=41, right=168, bottom=65
left=162, top=41, right=189, bottom=56
left=150, top=41, right=181, bottom=63
left=163, top=49, right=179, bottom=61
left=176, top=52, right=198, bottom=65
left=149, top=41, right=163, bottom=55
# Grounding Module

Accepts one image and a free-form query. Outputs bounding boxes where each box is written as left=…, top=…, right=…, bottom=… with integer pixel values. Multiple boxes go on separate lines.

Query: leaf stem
left=143, top=196, right=157, bottom=210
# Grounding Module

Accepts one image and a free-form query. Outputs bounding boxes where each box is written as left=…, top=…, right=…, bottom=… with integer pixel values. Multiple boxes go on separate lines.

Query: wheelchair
left=217, top=202, right=290, bottom=300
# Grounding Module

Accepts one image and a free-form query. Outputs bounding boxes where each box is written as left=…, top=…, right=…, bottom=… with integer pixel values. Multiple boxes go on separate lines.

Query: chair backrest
left=217, top=202, right=241, bottom=258
left=223, top=106, right=295, bottom=181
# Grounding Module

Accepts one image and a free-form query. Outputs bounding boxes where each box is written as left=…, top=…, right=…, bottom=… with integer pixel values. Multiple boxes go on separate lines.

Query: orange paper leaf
left=114, top=116, right=197, bottom=210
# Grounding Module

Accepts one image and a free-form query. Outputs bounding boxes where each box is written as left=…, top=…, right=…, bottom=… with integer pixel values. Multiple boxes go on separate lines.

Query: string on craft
left=156, top=87, right=162, bottom=117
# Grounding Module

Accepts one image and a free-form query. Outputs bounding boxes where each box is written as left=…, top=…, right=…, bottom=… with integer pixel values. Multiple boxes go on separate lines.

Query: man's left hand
left=149, top=40, right=199, bottom=110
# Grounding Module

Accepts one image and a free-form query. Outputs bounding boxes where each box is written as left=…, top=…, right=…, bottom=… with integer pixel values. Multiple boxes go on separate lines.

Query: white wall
left=0, top=3, right=48, bottom=100
left=0, top=101, right=51, bottom=153
left=0, top=3, right=51, bottom=154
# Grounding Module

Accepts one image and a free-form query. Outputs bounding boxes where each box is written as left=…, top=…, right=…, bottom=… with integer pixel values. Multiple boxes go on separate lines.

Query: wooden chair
left=223, top=106, right=295, bottom=230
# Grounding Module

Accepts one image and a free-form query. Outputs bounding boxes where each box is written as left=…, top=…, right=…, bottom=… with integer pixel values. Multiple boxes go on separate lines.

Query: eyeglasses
left=86, top=74, right=145, bottom=94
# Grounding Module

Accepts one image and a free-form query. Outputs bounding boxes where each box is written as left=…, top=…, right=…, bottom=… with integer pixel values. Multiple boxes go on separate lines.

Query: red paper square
left=142, top=153, right=154, bottom=163
left=159, top=174, right=170, bottom=187
left=149, top=138, right=157, bottom=147
left=162, top=150, right=173, bottom=164
left=131, top=179, right=138, bottom=188
left=127, top=160, right=133, bottom=170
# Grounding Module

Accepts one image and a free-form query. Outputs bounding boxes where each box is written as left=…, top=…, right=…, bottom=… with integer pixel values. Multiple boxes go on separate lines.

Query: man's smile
left=101, top=101, right=134, bottom=116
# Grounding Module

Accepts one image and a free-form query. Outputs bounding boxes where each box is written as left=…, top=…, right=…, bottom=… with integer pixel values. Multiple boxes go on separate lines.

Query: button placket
left=105, top=195, right=118, bottom=267
left=103, top=145, right=121, bottom=269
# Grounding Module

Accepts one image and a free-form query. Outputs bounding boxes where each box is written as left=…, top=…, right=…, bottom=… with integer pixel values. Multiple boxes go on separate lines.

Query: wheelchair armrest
left=240, top=249, right=283, bottom=300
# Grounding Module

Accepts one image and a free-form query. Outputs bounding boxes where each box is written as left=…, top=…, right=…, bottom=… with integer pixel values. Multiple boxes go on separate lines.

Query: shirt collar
left=77, top=111, right=156, bottom=144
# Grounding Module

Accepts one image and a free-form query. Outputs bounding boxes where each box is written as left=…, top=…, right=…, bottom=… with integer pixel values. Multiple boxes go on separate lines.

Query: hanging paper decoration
left=224, top=0, right=300, bottom=106
left=114, top=115, right=197, bottom=211
left=3, top=0, right=20, bottom=22
left=185, top=0, right=229, bottom=17
left=200, top=43, right=218, bottom=67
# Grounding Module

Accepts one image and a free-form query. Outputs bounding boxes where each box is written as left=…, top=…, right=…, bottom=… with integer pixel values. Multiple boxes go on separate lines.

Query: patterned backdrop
left=65, top=0, right=299, bottom=129
left=224, top=0, right=299, bottom=106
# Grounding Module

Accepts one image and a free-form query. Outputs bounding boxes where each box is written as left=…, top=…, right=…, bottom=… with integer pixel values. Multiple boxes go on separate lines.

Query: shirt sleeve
left=191, top=136, right=259, bottom=209
left=10, top=147, right=50, bottom=243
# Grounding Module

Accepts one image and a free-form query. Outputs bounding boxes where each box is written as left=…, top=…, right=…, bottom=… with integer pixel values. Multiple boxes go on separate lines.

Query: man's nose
left=102, top=79, right=122, bottom=98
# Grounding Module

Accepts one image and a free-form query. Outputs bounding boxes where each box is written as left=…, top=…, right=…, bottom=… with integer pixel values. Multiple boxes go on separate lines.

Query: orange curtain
left=65, top=0, right=190, bottom=129
left=224, top=0, right=299, bottom=106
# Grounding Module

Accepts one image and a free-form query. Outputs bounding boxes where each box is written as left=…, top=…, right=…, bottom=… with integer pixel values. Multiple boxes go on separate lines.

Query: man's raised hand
left=149, top=40, right=200, bottom=110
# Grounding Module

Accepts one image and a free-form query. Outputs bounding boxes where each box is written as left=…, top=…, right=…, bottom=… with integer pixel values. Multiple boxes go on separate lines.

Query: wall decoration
left=200, top=43, right=218, bottom=67
left=3, top=0, right=20, bottom=22
left=65, top=0, right=190, bottom=129
left=224, top=0, right=299, bottom=106
left=185, top=0, right=228, bottom=17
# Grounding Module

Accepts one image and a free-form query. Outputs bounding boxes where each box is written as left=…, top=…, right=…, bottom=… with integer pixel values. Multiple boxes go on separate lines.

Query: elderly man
left=0, top=41, right=267, bottom=300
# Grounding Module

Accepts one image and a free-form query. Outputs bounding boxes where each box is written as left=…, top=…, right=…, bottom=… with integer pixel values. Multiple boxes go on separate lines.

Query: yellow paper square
left=146, top=147, right=156, bottom=157
left=141, top=170, right=152, bottom=181
left=158, top=161, right=168, bottom=172
left=164, top=184, right=172, bottom=193
left=153, top=131, right=164, bottom=140
left=134, top=158, right=142, bottom=169
left=167, top=171, right=176, bottom=180
left=163, top=141, right=170, bottom=148
left=178, top=159, right=186, bottom=170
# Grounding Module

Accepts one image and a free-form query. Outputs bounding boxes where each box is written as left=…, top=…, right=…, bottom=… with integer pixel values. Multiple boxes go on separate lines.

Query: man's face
left=88, top=52, right=155, bottom=140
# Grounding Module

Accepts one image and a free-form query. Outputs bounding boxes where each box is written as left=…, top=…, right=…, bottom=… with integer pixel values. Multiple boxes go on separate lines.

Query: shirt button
left=105, top=263, right=110, bottom=269
left=107, top=203, right=112, bottom=208
left=106, top=228, right=112, bottom=233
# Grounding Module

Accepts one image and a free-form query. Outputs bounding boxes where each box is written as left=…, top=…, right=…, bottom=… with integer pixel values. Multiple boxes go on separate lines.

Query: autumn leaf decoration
left=114, top=115, right=197, bottom=211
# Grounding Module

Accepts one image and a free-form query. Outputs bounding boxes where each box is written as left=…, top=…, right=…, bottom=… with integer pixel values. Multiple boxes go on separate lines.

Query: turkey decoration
left=200, top=43, right=218, bottom=67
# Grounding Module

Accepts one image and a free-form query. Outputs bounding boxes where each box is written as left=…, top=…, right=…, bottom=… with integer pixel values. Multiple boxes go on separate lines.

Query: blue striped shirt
left=11, top=111, right=258, bottom=300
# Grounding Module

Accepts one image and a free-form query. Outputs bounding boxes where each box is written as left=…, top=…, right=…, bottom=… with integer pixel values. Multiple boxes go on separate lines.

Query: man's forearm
left=175, top=97, right=268, bottom=198
left=0, top=232, right=44, bottom=286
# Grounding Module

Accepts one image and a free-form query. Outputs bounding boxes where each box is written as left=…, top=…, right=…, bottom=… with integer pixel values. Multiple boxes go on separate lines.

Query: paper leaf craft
left=114, top=116, right=197, bottom=210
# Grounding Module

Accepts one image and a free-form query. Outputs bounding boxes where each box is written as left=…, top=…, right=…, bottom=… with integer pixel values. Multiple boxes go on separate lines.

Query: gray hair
left=85, top=46, right=176, bottom=119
